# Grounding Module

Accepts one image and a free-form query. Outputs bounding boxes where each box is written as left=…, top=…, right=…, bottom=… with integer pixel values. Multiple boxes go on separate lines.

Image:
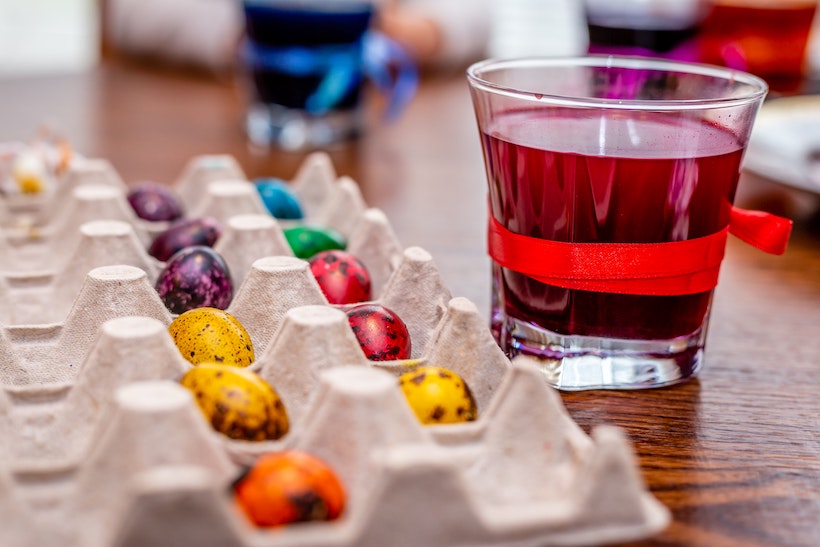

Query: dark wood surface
left=1, top=60, right=818, bottom=547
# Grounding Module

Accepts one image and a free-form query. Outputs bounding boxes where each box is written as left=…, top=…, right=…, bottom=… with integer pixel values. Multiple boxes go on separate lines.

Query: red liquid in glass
left=482, top=109, right=744, bottom=341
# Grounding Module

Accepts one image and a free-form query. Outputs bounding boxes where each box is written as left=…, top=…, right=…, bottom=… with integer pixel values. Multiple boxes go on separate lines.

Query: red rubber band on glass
left=487, top=205, right=792, bottom=296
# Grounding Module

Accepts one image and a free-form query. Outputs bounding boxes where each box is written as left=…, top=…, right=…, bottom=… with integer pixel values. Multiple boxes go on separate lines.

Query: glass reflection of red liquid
left=482, top=109, right=745, bottom=341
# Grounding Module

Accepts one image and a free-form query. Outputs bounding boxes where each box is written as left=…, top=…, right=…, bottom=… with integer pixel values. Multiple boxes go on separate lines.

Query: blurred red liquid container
left=697, top=0, right=818, bottom=90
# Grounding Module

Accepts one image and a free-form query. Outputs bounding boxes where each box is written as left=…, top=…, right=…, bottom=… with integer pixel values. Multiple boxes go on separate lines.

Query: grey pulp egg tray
left=0, top=152, right=670, bottom=546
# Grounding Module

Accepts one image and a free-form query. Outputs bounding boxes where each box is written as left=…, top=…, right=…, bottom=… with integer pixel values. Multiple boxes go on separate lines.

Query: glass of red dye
left=467, top=56, right=768, bottom=390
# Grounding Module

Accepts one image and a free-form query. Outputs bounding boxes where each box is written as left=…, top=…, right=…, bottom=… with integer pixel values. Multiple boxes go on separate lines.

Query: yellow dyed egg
left=169, top=307, right=254, bottom=367
left=398, top=366, right=477, bottom=425
left=180, top=363, right=289, bottom=441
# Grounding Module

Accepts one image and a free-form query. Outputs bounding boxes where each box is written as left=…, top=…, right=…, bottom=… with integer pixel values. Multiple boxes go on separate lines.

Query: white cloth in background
left=488, top=0, right=587, bottom=58
left=106, top=0, right=244, bottom=70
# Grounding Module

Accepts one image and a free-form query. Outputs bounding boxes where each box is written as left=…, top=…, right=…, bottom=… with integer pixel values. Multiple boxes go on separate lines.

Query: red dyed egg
left=234, top=451, right=345, bottom=528
left=346, top=304, right=411, bottom=361
left=309, top=250, right=371, bottom=305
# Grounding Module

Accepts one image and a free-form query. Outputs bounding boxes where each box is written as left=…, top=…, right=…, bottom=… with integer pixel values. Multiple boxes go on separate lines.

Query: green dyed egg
left=284, top=226, right=346, bottom=259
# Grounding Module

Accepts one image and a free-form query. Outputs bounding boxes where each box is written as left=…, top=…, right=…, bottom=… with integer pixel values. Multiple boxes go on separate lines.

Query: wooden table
left=1, top=59, right=818, bottom=547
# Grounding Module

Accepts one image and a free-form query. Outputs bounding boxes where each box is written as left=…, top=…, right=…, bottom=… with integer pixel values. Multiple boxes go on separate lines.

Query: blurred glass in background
left=583, top=0, right=707, bottom=62
left=241, top=0, right=417, bottom=151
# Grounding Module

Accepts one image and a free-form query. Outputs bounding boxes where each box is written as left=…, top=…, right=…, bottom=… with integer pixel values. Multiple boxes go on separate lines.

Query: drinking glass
left=467, top=56, right=769, bottom=390
left=241, top=0, right=416, bottom=150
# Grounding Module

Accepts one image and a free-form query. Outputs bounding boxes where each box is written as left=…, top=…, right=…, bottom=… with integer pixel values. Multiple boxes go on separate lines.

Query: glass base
left=496, top=314, right=706, bottom=390
left=245, top=102, right=362, bottom=151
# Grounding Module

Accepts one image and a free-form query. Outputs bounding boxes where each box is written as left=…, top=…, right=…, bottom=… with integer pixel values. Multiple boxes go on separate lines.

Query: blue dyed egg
left=155, top=246, right=233, bottom=314
left=149, top=217, right=222, bottom=262
left=254, top=178, right=304, bottom=220
left=127, top=182, right=184, bottom=222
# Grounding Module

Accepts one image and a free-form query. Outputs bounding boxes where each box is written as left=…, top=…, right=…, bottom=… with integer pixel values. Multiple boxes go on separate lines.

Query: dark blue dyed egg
left=155, top=246, right=233, bottom=314
left=254, top=178, right=304, bottom=220
left=149, top=217, right=223, bottom=262
left=127, top=182, right=184, bottom=222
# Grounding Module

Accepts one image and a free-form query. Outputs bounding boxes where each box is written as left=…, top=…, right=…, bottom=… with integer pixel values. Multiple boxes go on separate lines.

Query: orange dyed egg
left=234, top=451, right=345, bottom=527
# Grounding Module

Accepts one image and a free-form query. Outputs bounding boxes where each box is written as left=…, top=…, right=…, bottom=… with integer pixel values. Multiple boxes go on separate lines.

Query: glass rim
left=466, top=55, right=769, bottom=111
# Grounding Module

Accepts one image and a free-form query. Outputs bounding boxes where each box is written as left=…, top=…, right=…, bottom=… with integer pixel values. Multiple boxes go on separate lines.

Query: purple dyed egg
left=156, top=246, right=233, bottom=314
left=149, top=217, right=222, bottom=261
left=127, top=182, right=184, bottom=222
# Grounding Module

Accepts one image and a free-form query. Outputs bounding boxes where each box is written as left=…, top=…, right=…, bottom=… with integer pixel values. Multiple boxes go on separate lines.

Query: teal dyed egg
left=254, top=178, right=304, bottom=220
left=284, top=226, right=346, bottom=259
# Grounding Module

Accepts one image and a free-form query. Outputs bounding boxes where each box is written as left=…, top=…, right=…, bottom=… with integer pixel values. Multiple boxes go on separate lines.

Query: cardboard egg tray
left=0, top=150, right=670, bottom=546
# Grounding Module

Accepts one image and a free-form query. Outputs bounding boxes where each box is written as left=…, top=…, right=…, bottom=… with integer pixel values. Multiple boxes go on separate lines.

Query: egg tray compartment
left=0, top=302, right=669, bottom=547
left=0, top=153, right=394, bottom=325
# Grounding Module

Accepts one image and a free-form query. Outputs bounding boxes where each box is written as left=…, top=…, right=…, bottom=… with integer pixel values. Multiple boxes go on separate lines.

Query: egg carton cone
left=0, top=265, right=178, bottom=391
